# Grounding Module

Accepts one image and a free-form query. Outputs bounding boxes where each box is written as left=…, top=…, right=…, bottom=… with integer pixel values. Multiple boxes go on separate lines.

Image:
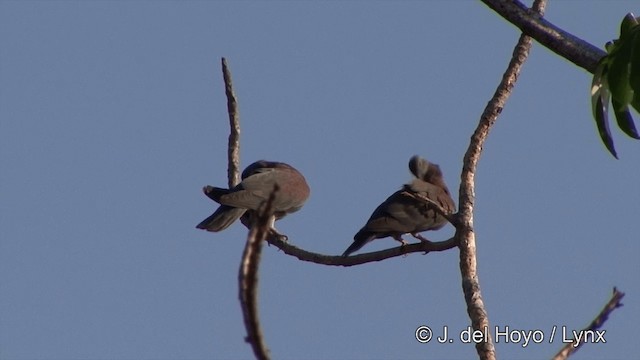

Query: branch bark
left=552, top=287, right=625, bottom=360
left=238, top=189, right=279, bottom=360
left=265, top=236, right=459, bottom=266
left=480, top=0, right=605, bottom=74
left=222, top=57, right=241, bottom=188
left=221, top=58, right=272, bottom=359
left=457, top=1, right=546, bottom=359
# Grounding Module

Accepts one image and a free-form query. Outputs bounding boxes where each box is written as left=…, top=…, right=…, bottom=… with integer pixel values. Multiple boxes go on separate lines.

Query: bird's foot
left=391, top=236, right=409, bottom=257
left=401, top=241, right=410, bottom=258
left=392, top=235, right=408, bottom=246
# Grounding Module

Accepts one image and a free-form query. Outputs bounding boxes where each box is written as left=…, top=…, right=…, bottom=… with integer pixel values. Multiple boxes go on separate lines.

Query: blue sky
left=1, top=1, right=639, bottom=359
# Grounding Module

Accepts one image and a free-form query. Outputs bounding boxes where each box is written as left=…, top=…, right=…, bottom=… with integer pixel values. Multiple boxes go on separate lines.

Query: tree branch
left=222, top=57, right=241, bottom=188
left=551, top=287, right=625, bottom=360
left=265, top=236, right=459, bottom=266
left=238, top=187, right=279, bottom=360
left=458, top=2, right=546, bottom=359
left=481, top=0, right=606, bottom=74
left=221, top=58, right=272, bottom=359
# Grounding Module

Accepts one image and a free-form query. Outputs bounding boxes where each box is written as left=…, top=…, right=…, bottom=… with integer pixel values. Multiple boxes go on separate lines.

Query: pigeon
left=342, top=155, right=455, bottom=256
left=196, top=160, right=310, bottom=240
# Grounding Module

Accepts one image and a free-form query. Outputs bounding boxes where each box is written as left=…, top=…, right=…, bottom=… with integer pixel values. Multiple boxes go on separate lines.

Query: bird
left=196, top=160, right=310, bottom=240
left=342, top=155, right=455, bottom=256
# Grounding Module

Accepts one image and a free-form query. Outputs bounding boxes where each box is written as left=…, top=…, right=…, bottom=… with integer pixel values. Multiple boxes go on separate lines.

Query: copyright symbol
left=415, top=326, right=433, bottom=343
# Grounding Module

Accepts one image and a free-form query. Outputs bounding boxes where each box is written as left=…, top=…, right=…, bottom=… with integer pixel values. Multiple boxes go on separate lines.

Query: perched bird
left=342, top=155, right=455, bottom=256
left=196, top=160, right=310, bottom=240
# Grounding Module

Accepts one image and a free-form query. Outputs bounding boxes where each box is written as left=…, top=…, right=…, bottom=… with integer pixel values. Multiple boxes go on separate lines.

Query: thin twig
left=457, top=1, right=546, bottom=359
left=222, top=57, right=241, bottom=187
left=552, top=287, right=625, bottom=360
left=238, top=186, right=279, bottom=360
left=265, top=236, right=459, bottom=266
left=480, top=0, right=605, bottom=73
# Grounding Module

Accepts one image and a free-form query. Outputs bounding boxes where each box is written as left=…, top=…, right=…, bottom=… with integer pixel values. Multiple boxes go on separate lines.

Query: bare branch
left=221, top=57, right=271, bottom=359
left=457, top=2, right=546, bottom=359
left=238, top=186, right=280, bottom=360
left=481, top=0, right=605, bottom=73
left=552, top=287, right=625, bottom=360
left=222, top=57, right=241, bottom=187
left=265, top=236, right=459, bottom=266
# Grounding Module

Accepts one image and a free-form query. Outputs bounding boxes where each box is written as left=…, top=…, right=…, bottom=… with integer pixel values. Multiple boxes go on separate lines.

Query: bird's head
left=408, top=155, right=430, bottom=180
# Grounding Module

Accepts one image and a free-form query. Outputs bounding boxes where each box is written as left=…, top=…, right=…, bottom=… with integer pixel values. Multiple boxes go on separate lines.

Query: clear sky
left=1, top=1, right=639, bottom=359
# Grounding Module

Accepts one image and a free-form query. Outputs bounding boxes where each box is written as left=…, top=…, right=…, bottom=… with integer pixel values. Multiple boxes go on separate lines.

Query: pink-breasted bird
left=342, top=155, right=455, bottom=256
left=196, top=160, right=310, bottom=240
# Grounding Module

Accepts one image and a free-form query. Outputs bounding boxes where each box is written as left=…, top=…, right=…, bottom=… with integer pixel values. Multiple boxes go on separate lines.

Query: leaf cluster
left=591, top=13, right=640, bottom=158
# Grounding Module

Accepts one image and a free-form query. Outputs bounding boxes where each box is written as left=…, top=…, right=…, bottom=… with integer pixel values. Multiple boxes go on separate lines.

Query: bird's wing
left=406, top=180, right=455, bottom=214
left=240, top=168, right=279, bottom=191
left=360, top=191, right=417, bottom=233
left=215, top=168, right=281, bottom=209
left=436, top=188, right=456, bottom=214
left=216, top=190, right=268, bottom=209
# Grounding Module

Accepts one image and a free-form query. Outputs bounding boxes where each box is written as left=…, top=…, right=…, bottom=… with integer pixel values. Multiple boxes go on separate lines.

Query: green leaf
left=605, top=40, right=616, bottom=53
left=588, top=13, right=640, bottom=158
left=607, top=36, right=634, bottom=107
left=620, top=13, right=639, bottom=36
left=631, top=92, right=640, bottom=114
left=591, top=62, right=607, bottom=117
left=594, top=93, right=618, bottom=158
left=612, top=98, right=640, bottom=139
left=629, top=27, right=640, bottom=94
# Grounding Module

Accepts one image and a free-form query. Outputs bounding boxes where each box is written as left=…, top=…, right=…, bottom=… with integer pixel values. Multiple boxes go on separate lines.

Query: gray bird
left=342, top=155, right=455, bottom=256
left=196, top=160, right=310, bottom=240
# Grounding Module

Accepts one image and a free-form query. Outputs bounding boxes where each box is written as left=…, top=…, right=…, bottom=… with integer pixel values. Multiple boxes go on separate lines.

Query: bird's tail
left=342, top=230, right=375, bottom=257
left=196, top=205, right=246, bottom=232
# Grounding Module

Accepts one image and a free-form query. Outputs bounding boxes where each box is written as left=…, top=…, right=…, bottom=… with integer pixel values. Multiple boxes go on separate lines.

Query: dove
left=342, top=155, right=455, bottom=256
left=196, top=160, right=310, bottom=240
